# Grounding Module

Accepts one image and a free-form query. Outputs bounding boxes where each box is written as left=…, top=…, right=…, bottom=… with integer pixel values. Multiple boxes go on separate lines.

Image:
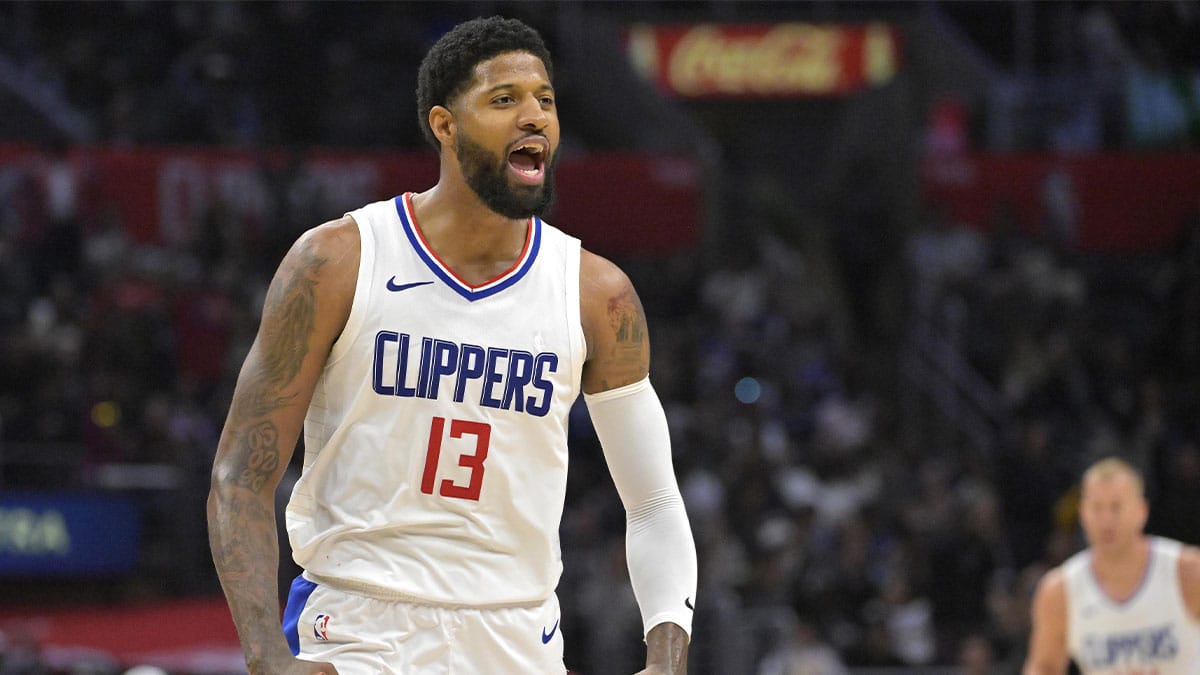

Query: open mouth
left=507, top=139, right=547, bottom=184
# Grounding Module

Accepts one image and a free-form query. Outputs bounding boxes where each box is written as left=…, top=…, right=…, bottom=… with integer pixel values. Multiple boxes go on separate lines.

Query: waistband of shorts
left=302, top=570, right=550, bottom=609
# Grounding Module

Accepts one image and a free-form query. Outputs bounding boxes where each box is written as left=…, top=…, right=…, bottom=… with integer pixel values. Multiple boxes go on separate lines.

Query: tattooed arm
left=579, top=250, right=650, bottom=393
left=579, top=250, right=696, bottom=675
left=208, top=217, right=359, bottom=675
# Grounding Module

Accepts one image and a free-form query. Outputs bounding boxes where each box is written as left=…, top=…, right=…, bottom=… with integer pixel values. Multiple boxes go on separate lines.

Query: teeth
left=518, top=143, right=543, bottom=154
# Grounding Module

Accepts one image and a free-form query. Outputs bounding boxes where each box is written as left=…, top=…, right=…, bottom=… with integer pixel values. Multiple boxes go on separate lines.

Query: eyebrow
left=485, top=82, right=555, bottom=95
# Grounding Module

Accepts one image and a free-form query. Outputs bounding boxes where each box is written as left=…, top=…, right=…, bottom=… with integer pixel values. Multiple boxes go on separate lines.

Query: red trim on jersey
left=402, top=193, right=534, bottom=291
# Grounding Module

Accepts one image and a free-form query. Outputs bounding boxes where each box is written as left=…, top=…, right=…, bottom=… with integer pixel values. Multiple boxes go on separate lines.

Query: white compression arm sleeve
left=584, top=377, right=697, bottom=638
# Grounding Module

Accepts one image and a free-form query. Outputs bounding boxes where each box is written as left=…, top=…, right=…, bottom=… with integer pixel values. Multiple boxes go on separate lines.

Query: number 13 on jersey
left=421, top=417, right=491, bottom=501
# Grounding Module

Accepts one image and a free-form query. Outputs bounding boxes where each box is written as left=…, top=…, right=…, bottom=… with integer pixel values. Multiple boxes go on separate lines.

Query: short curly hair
left=416, top=16, right=554, bottom=150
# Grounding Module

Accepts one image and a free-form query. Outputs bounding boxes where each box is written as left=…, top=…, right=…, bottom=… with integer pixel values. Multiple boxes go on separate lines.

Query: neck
left=411, top=180, right=529, bottom=264
left=1092, top=535, right=1149, bottom=571
left=1089, top=536, right=1152, bottom=603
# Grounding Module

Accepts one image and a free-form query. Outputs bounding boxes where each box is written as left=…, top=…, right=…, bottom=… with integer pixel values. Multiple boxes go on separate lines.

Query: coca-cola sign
left=625, top=23, right=901, bottom=98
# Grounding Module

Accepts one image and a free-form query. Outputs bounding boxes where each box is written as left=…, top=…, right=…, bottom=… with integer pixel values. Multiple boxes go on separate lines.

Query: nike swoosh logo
left=685, top=597, right=694, bottom=611
left=386, top=277, right=434, bottom=292
left=541, top=618, right=559, bottom=644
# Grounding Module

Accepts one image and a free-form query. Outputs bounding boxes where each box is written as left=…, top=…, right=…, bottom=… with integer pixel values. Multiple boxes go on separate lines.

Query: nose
left=517, top=94, right=549, bottom=132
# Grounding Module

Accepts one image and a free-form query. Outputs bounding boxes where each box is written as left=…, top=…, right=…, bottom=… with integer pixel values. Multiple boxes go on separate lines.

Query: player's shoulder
left=1038, top=565, right=1067, bottom=591
left=1177, top=541, right=1200, bottom=581
left=301, top=214, right=360, bottom=256
left=1032, top=565, right=1068, bottom=605
left=580, top=247, right=638, bottom=296
left=580, top=248, right=628, bottom=282
left=1177, top=542, right=1200, bottom=618
left=1179, top=541, right=1200, bottom=560
left=266, top=214, right=361, bottom=319
left=1152, top=535, right=1200, bottom=567
left=280, top=215, right=360, bottom=274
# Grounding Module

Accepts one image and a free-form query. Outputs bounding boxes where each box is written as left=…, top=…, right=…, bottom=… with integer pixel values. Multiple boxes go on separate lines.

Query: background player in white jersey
left=1023, top=457, right=1200, bottom=675
left=207, top=16, right=697, bottom=675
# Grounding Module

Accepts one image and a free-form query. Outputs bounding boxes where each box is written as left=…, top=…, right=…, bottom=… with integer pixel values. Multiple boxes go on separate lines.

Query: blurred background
left=0, top=1, right=1197, bottom=673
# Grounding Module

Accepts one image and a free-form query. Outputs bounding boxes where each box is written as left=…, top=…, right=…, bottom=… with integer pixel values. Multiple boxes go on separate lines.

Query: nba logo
left=314, top=614, right=331, bottom=641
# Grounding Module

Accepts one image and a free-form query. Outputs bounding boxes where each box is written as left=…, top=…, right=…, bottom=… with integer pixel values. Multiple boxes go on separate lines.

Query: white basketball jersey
left=286, top=193, right=585, bottom=607
left=1065, top=537, right=1200, bottom=674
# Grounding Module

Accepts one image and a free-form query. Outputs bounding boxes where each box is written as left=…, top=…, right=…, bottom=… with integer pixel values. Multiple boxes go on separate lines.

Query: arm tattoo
left=236, top=421, right=281, bottom=493
left=227, top=246, right=327, bottom=493
left=210, top=242, right=332, bottom=671
left=592, top=286, right=650, bottom=392
left=210, top=489, right=274, bottom=581
left=607, top=287, right=647, bottom=363
left=208, top=488, right=288, bottom=669
left=261, top=250, right=324, bottom=385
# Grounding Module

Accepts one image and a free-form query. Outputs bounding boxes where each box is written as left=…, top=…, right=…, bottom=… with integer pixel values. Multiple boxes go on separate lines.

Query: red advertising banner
left=625, top=23, right=902, bottom=98
left=0, top=144, right=701, bottom=257
left=922, top=153, right=1200, bottom=254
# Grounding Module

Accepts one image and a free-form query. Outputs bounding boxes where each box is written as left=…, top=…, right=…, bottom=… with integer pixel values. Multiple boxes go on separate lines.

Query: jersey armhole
left=564, top=235, right=585, bottom=388
left=327, top=212, right=374, bottom=366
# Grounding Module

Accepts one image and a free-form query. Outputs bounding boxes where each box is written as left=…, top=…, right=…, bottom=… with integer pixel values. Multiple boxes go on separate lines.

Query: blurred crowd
left=3, top=2, right=1199, bottom=151
left=3, top=141, right=1196, bottom=675
left=1, top=2, right=1199, bottom=675
left=0, top=2, right=434, bottom=148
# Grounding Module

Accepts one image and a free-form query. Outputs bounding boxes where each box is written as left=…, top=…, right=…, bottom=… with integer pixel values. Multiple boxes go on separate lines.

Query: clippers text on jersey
left=372, top=331, right=558, bottom=416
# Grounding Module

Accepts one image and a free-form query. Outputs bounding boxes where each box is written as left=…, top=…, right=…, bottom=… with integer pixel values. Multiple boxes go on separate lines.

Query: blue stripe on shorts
left=282, top=574, right=319, bottom=656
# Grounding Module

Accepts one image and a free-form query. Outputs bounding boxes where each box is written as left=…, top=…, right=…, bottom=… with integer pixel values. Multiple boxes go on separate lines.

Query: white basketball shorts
left=282, top=574, right=567, bottom=674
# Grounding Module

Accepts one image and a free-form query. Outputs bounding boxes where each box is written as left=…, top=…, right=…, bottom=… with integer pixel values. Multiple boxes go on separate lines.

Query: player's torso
left=1066, top=538, right=1200, bottom=675
left=287, top=194, right=585, bottom=606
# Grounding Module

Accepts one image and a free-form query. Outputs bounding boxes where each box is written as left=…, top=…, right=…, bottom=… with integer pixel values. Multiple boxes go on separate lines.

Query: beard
left=456, top=131, right=556, bottom=219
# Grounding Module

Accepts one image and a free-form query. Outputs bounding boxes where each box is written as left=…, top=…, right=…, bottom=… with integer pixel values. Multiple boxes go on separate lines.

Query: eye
left=539, top=96, right=555, bottom=107
left=492, top=95, right=515, bottom=105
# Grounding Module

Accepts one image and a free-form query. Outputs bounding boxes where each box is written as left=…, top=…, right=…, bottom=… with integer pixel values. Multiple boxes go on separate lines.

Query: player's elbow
left=206, top=465, right=238, bottom=520
left=207, top=452, right=269, bottom=505
left=626, top=487, right=685, bottom=525
left=208, top=456, right=239, bottom=496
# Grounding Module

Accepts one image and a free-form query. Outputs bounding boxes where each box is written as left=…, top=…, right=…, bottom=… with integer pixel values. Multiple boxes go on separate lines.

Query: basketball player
left=207, top=16, right=697, bottom=675
left=1023, top=457, right=1200, bottom=674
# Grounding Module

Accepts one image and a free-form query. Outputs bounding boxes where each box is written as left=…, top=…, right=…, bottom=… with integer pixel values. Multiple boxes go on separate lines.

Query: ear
left=429, top=105, right=455, bottom=149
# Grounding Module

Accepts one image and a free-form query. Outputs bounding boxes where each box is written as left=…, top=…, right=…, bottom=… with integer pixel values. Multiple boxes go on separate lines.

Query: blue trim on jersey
left=393, top=194, right=542, bottom=302
left=282, top=574, right=319, bottom=656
